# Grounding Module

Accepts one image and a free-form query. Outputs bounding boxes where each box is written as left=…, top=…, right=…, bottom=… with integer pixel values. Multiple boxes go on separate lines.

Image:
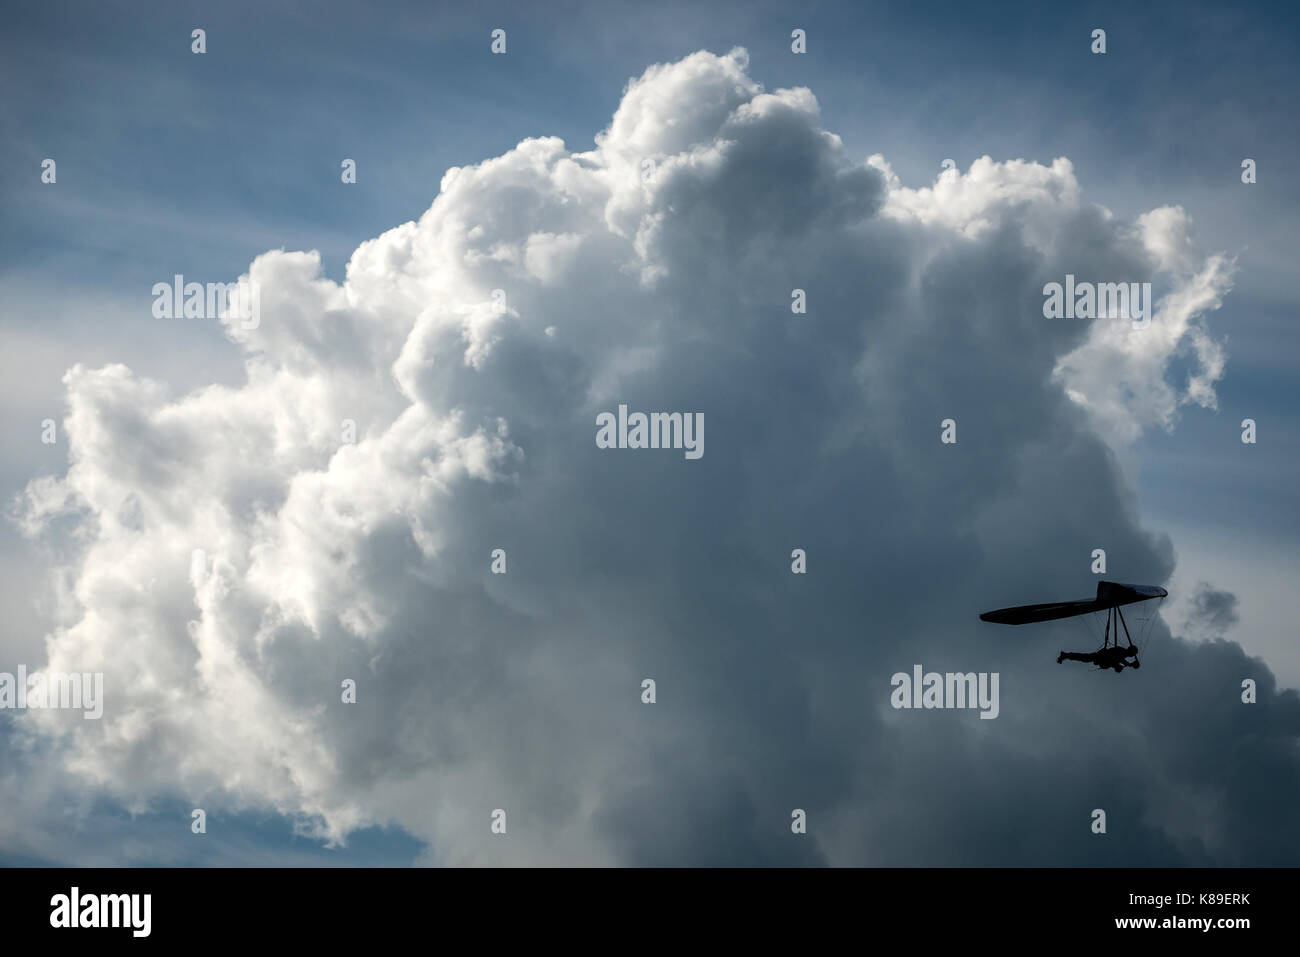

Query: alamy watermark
left=0, top=666, right=103, bottom=719
left=152, top=274, right=260, bottom=329
left=50, top=887, right=150, bottom=937
left=890, top=664, right=1000, bottom=719
left=1043, top=274, right=1152, bottom=329
left=595, top=404, right=704, bottom=459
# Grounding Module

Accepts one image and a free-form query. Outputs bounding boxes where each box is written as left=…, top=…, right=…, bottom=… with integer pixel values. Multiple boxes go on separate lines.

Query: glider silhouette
left=979, top=581, right=1167, bottom=672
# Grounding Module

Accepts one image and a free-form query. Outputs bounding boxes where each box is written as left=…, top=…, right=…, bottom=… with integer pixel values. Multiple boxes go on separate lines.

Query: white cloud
left=12, top=48, right=1293, bottom=866
left=1052, top=205, right=1234, bottom=442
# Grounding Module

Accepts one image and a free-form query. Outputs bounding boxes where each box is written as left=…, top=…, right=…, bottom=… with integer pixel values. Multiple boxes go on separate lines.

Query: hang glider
left=979, top=581, right=1168, bottom=672
left=978, top=581, right=1167, bottom=625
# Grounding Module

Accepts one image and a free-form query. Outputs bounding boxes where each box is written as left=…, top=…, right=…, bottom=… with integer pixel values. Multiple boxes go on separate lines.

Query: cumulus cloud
left=1053, top=206, right=1234, bottom=442
left=11, top=48, right=1298, bottom=865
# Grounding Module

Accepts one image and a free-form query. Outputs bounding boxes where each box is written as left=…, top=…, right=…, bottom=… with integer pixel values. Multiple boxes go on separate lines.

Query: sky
left=0, top=0, right=1296, bottom=866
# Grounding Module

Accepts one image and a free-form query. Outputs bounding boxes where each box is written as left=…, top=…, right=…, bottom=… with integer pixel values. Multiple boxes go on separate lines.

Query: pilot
left=1057, top=643, right=1140, bottom=672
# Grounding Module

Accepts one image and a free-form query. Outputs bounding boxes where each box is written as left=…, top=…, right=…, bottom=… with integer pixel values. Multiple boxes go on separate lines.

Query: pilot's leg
left=1059, top=652, right=1092, bottom=663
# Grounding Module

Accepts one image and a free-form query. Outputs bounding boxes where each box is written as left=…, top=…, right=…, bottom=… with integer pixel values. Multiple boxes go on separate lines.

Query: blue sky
left=1, top=0, right=1296, bottom=865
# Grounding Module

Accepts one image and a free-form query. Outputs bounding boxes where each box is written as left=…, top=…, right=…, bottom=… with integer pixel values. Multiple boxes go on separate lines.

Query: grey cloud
left=1184, top=581, right=1240, bottom=639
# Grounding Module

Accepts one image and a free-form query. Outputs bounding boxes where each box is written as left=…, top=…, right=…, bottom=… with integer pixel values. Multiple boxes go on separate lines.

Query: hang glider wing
left=979, top=581, right=1167, bottom=625
left=979, top=597, right=1102, bottom=625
